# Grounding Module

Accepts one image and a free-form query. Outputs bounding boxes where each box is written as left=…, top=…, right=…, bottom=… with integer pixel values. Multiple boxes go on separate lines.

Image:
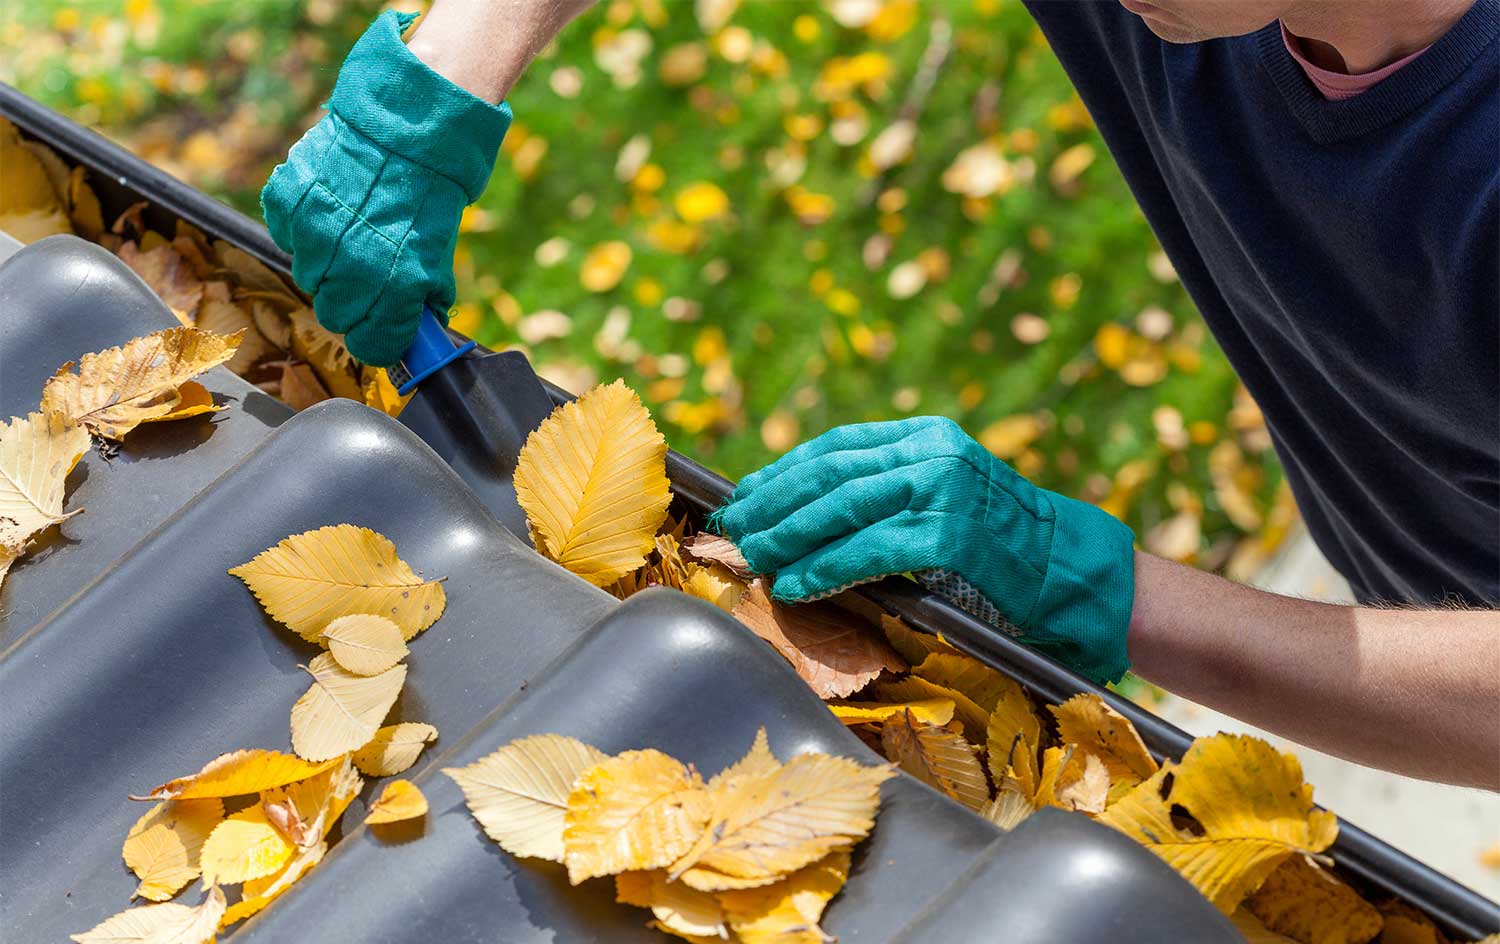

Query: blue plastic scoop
left=386, top=304, right=477, bottom=395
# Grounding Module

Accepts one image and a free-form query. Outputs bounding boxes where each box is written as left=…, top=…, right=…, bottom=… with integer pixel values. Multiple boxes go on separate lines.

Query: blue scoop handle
left=390, top=305, right=477, bottom=395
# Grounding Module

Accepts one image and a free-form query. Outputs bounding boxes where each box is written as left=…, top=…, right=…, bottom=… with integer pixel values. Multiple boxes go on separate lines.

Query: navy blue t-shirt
left=1027, top=0, right=1500, bottom=606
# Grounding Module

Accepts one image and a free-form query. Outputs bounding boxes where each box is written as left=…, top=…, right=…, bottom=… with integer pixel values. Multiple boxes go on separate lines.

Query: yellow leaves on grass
left=514, top=380, right=671, bottom=586
left=445, top=734, right=610, bottom=862
left=365, top=780, right=427, bottom=825
left=122, top=799, right=224, bottom=901
left=289, top=653, right=407, bottom=762
left=0, top=411, right=90, bottom=583
left=352, top=722, right=439, bottom=777
left=580, top=240, right=633, bottom=292
left=1099, top=734, right=1338, bottom=915
left=450, top=730, right=888, bottom=943
left=71, top=886, right=227, bottom=944
left=229, top=523, right=446, bottom=643
left=564, top=749, right=711, bottom=883
left=41, top=327, right=242, bottom=440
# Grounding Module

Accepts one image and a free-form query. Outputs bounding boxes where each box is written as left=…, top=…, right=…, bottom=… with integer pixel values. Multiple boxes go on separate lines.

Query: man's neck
left=1282, top=0, right=1475, bottom=73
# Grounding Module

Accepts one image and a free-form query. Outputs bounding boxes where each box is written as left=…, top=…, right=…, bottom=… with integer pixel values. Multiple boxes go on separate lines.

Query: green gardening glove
left=713, top=416, right=1137, bottom=684
left=261, top=11, right=511, bottom=366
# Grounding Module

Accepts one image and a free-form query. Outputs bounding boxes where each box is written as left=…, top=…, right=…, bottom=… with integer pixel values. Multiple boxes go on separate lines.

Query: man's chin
left=1137, top=18, right=1215, bottom=43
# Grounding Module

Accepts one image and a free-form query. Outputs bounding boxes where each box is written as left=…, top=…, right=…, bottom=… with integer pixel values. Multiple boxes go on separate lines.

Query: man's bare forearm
left=406, top=0, right=594, bottom=103
left=1126, top=552, right=1500, bottom=788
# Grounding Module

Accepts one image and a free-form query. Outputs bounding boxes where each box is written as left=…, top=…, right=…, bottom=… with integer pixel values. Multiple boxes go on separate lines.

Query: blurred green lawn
left=4, top=0, right=1287, bottom=572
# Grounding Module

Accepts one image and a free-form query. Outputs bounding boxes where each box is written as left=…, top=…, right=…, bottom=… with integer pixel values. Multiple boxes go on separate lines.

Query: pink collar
left=1280, top=22, right=1433, bottom=101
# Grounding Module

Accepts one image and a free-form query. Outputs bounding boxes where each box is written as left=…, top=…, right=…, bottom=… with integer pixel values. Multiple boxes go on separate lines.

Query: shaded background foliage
left=3, top=0, right=1289, bottom=574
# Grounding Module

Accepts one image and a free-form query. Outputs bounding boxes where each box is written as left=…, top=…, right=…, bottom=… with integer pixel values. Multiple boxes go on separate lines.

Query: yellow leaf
left=121, top=799, right=224, bottom=901
left=1372, top=899, right=1446, bottom=944
left=1231, top=907, right=1300, bottom=943
left=878, top=614, right=958, bottom=666
left=366, top=779, right=428, bottom=824
left=195, top=292, right=277, bottom=375
left=289, top=305, right=353, bottom=376
left=732, top=580, right=906, bottom=699
left=41, top=327, right=243, bottom=440
left=0, top=119, right=73, bottom=243
left=872, top=676, right=987, bottom=745
left=825, top=697, right=955, bottom=727
left=1098, top=735, right=1339, bottom=914
left=361, top=368, right=412, bottom=418
left=513, top=380, right=671, bottom=586
left=199, top=804, right=295, bottom=886
left=580, top=241, right=633, bottom=292
left=615, top=870, right=728, bottom=939
left=670, top=735, right=893, bottom=891
left=1053, top=752, right=1110, bottom=815
left=706, top=728, right=779, bottom=793
left=717, top=849, right=850, bottom=944
left=290, top=653, right=407, bottom=762
left=1050, top=693, right=1158, bottom=791
left=228, top=523, right=446, bottom=643
left=980, top=778, right=1033, bottom=831
left=563, top=749, right=711, bottom=884
left=68, top=165, right=105, bottom=240
left=881, top=708, right=990, bottom=811
left=681, top=563, right=745, bottom=612
left=0, top=411, right=90, bottom=558
left=352, top=722, right=439, bottom=777
left=150, top=381, right=222, bottom=424
left=1244, top=855, right=1383, bottom=944
left=984, top=680, right=1043, bottom=801
left=72, top=885, right=225, bottom=944
left=135, top=749, right=339, bottom=802
left=265, top=756, right=363, bottom=846
left=443, top=734, right=609, bottom=862
left=320, top=613, right=409, bottom=676
left=219, top=840, right=325, bottom=929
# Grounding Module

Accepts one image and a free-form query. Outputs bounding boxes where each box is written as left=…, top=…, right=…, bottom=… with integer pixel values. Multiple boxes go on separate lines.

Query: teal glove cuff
left=329, top=10, right=512, bottom=201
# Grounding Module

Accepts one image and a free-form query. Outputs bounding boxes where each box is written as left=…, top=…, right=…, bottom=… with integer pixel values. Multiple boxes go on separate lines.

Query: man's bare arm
left=1126, top=552, right=1500, bottom=788
left=406, top=0, right=595, bottom=104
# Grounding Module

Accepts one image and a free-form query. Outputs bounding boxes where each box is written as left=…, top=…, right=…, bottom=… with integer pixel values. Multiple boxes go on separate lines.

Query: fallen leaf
left=121, top=799, right=224, bottom=901
left=825, top=697, right=955, bottom=727
left=984, top=680, right=1043, bottom=800
left=0, top=411, right=90, bottom=561
left=1053, top=752, right=1110, bottom=815
left=366, top=780, right=428, bottom=825
left=717, top=849, right=850, bottom=944
left=320, top=613, right=409, bottom=676
left=135, top=749, right=339, bottom=802
left=290, top=653, right=407, bottom=762
left=41, top=327, right=243, bottom=440
left=616, top=869, right=728, bottom=939
left=580, top=241, right=633, bottom=292
left=117, top=241, right=205, bottom=318
left=269, top=756, right=363, bottom=842
left=199, top=804, right=296, bottom=886
left=195, top=292, right=277, bottom=374
left=362, top=368, right=412, bottom=418
left=680, top=564, right=746, bottom=612
left=0, top=119, right=73, bottom=242
left=218, top=840, right=325, bottom=929
left=1372, top=899, right=1447, bottom=944
left=732, top=580, right=905, bottom=699
left=213, top=241, right=296, bottom=295
left=229, top=524, right=446, bottom=642
left=71, top=885, right=225, bottom=944
left=980, top=778, right=1033, bottom=831
left=670, top=742, right=893, bottom=891
left=273, top=359, right=332, bottom=411
left=872, top=676, right=987, bottom=745
left=707, top=728, right=780, bottom=794
left=563, top=749, right=711, bottom=884
left=444, top=734, right=609, bottom=862
left=151, top=381, right=221, bottom=423
left=68, top=166, right=105, bottom=240
left=681, top=532, right=753, bottom=578
left=1050, top=693, right=1158, bottom=790
left=1099, top=735, right=1339, bottom=914
left=1231, top=907, right=1300, bottom=943
left=513, top=379, right=672, bottom=586
left=878, top=614, right=958, bottom=666
left=882, top=708, right=990, bottom=811
left=1244, top=855, right=1383, bottom=944
left=352, top=722, right=438, bottom=777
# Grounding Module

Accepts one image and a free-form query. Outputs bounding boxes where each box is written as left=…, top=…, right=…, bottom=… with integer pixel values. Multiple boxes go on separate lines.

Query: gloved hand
left=261, top=11, right=511, bottom=366
left=714, top=417, right=1137, bottom=684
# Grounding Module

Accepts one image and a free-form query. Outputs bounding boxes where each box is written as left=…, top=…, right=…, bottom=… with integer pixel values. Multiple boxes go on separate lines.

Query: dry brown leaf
left=117, top=241, right=205, bottom=318
left=514, top=380, right=672, bottom=587
left=71, top=885, right=225, bottom=944
left=41, top=327, right=242, bottom=440
left=229, top=523, right=446, bottom=643
left=563, top=749, right=711, bottom=884
left=320, top=613, right=409, bottom=676
left=195, top=290, right=277, bottom=374
left=881, top=708, right=990, bottom=811
left=1099, top=735, right=1339, bottom=914
left=717, top=848, right=851, bottom=944
left=680, top=532, right=753, bottom=578
left=135, top=749, right=339, bottom=802
left=670, top=734, right=893, bottom=891
left=1372, top=899, right=1449, bottom=944
left=615, top=869, right=728, bottom=939
left=444, top=734, right=609, bottom=862
left=0, top=411, right=90, bottom=563
left=366, top=779, right=428, bottom=825
left=1245, top=855, right=1384, bottom=944
left=290, top=653, right=407, bottom=762
left=1050, top=693, right=1158, bottom=790
left=214, top=240, right=295, bottom=295
left=273, top=359, right=332, bottom=411
left=121, top=799, right=224, bottom=902
left=732, top=579, right=905, bottom=699
left=289, top=307, right=361, bottom=399
left=352, top=722, right=438, bottom=777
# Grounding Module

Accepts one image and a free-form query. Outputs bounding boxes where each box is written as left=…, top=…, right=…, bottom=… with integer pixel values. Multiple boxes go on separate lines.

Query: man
left=262, top=1, right=1499, bottom=787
